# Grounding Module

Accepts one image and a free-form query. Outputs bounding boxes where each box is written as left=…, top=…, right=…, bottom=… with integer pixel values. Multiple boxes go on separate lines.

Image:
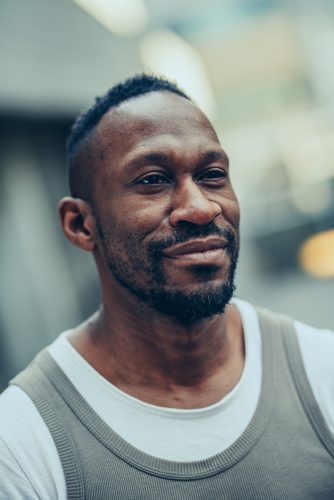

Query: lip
left=163, top=237, right=228, bottom=258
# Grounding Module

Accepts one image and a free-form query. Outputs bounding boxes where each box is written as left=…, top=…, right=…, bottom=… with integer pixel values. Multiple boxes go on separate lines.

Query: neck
left=69, top=285, right=244, bottom=409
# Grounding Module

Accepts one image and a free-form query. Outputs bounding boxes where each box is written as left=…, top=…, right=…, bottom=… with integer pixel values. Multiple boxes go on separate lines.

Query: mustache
left=147, top=222, right=236, bottom=257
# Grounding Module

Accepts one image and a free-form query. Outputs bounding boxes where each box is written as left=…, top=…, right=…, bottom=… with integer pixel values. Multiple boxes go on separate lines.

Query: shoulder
left=0, top=385, right=66, bottom=499
left=294, top=319, right=334, bottom=359
left=235, top=299, right=334, bottom=436
left=293, top=320, right=334, bottom=435
left=294, top=319, right=334, bottom=385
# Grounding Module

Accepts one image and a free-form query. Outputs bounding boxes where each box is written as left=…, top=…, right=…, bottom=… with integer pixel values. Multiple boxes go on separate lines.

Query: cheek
left=221, top=196, right=240, bottom=229
left=125, top=199, right=170, bottom=236
left=233, top=201, right=241, bottom=226
left=94, top=208, right=155, bottom=261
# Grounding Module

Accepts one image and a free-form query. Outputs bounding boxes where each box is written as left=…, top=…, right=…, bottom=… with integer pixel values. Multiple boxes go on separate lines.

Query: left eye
left=198, top=169, right=227, bottom=181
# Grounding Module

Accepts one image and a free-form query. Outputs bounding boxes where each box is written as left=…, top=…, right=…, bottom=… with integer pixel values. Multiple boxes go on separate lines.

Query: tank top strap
left=10, top=349, right=85, bottom=499
left=256, top=305, right=334, bottom=460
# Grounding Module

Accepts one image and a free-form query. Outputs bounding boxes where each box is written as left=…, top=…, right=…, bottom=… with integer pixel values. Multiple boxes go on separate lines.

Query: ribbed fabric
left=11, top=308, right=334, bottom=499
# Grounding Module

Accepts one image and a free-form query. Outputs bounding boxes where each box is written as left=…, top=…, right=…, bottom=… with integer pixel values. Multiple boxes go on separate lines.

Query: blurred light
left=72, top=0, right=148, bottom=37
left=299, top=230, right=334, bottom=278
left=139, top=30, right=216, bottom=120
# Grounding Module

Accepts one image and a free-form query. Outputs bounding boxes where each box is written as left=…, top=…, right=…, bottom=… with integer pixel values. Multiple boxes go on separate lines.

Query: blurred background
left=0, top=0, right=333, bottom=389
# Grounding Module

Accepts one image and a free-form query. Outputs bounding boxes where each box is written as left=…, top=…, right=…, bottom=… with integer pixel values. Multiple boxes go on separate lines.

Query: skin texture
left=59, top=91, right=244, bottom=409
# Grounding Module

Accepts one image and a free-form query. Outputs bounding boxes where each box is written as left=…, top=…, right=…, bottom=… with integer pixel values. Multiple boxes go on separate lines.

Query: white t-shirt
left=0, top=299, right=333, bottom=499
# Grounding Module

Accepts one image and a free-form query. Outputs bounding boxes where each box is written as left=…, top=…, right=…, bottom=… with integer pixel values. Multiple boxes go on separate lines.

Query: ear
left=58, top=197, right=96, bottom=252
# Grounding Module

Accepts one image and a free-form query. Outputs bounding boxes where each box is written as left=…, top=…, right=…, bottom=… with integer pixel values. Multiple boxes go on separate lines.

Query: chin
left=148, top=279, right=236, bottom=324
left=166, top=263, right=229, bottom=287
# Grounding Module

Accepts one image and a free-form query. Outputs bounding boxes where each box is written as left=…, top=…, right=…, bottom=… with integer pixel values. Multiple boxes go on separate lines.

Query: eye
left=137, top=173, right=170, bottom=185
left=197, top=168, right=227, bottom=183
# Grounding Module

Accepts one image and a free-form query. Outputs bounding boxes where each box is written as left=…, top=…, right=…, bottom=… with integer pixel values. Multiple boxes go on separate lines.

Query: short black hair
left=67, top=73, right=191, bottom=201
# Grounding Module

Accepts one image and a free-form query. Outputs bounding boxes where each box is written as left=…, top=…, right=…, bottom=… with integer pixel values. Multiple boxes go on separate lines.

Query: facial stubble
left=97, top=221, right=239, bottom=324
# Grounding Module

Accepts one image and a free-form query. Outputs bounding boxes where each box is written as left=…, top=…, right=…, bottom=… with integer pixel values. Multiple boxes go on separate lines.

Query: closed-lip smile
left=163, top=237, right=228, bottom=258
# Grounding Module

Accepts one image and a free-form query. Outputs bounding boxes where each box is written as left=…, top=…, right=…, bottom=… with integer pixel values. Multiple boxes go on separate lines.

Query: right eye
left=137, top=174, right=170, bottom=185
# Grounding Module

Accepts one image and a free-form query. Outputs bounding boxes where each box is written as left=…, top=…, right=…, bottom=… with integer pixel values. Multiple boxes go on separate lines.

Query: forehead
left=92, top=91, right=221, bottom=161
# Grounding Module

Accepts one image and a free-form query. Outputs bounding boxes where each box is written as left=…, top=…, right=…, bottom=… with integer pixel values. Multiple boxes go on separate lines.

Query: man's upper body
left=1, top=75, right=333, bottom=498
left=0, top=298, right=334, bottom=498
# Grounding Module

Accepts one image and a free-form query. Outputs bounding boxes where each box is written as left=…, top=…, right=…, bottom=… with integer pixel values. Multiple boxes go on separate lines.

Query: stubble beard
left=98, top=222, right=239, bottom=324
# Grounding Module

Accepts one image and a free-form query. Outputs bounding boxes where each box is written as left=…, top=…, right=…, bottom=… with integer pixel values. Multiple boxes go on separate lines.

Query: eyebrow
left=123, top=152, right=170, bottom=172
left=124, top=149, right=229, bottom=172
left=200, top=150, right=229, bottom=166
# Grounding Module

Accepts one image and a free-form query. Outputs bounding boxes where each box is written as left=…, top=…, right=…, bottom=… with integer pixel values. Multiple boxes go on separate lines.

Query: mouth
left=162, top=237, right=229, bottom=265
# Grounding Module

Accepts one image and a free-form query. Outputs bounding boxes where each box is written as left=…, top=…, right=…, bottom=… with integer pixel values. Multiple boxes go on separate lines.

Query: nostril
left=169, top=201, right=221, bottom=228
left=174, top=220, right=201, bottom=229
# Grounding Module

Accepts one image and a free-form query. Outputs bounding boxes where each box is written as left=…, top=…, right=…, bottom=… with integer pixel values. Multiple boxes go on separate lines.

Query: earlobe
left=58, top=197, right=96, bottom=252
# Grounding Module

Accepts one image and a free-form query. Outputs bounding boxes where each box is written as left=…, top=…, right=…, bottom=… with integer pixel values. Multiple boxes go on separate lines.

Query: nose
left=169, top=179, right=222, bottom=227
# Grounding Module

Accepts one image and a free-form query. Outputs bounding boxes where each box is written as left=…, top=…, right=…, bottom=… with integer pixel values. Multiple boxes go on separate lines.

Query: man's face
left=90, top=91, right=240, bottom=322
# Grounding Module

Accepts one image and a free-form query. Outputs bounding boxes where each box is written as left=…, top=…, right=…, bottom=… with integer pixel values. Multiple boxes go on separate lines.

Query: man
left=0, top=74, right=333, bottom=499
